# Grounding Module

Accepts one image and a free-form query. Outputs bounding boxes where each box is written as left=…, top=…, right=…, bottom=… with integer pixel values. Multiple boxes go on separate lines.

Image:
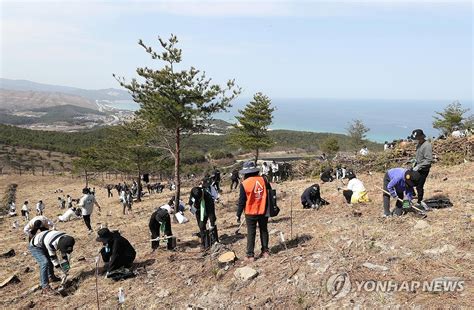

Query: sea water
left=106, top=98, right=473, bottom=143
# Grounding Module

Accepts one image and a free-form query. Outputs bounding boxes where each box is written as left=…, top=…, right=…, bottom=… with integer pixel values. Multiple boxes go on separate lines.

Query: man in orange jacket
left=236, top=161, right=271, bottom=262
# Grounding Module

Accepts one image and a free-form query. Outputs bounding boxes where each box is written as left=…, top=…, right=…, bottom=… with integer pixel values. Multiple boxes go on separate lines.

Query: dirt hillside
left=0, top=163, right=472, bottom=308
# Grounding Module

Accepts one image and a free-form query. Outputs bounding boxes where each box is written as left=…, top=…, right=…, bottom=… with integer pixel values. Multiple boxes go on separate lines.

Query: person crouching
left=383, top=168, right=420, bottom=217
left=29, top=230, right=75, bottom=295
left=341, top=170, right=369, bottom=204
left=188, top=187, right=218, bottom=251
left=96, top=228, right=136, bottom=278
left=301, top=184, right=323, bottom=209
left=149, top=201, right=174, bottom=251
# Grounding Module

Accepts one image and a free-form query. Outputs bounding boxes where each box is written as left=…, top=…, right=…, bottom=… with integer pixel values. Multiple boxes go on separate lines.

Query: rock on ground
left=424, top=245, right=455, bottom=255
left=414, top=220, right=430, bottom=230
left=234, top=267, right=259, bottom=281
left=362, top=262, right=389, bottom=271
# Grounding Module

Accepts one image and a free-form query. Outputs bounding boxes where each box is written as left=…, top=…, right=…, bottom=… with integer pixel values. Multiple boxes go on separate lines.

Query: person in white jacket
left=24, top=215, right=55, bottom=240
left=36, top=200, right=45, bottom=215
left=21, top=201, right=30, bottom=221
left=341, top=170, right=369, bottom=204
left=77, top=188, right=101, bottom=234
left=58, top=207, right=81, bottom=222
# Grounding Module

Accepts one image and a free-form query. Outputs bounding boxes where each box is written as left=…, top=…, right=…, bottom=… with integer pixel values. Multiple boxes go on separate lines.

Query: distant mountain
left=0, top=89, right=97, bottom=111
left=0, top=78, right=132, bottom=101
left=0, top=104, right=105, bottom=126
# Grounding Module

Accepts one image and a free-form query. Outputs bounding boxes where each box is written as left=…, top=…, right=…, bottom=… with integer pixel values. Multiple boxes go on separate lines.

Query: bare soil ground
left=0, top=163, right=472, bottom=309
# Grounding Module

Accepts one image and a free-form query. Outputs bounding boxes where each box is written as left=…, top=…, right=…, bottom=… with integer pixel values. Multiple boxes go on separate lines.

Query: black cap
left=58, top=235, right=75, bottom=254
left=82, top=187, right=90, bottom=194
left=346, top=170, right=356, bottom=179
left=405, top=170, right=421, bottom=187
left=33, top=220, right=43, bottom=229
left=96, top=228, right=113, bottom=242
left=411, top=129, right=426, bottom=139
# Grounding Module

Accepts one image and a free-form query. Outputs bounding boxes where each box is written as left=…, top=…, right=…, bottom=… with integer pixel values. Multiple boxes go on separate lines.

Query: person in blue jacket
left=383, top=168, right=420, bottom=217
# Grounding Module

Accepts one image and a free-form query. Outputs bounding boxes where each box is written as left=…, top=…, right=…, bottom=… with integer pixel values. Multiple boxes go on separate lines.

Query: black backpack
left=264, top=178, right=280, bottom=217
left=423, top=197, right=453, bottom=209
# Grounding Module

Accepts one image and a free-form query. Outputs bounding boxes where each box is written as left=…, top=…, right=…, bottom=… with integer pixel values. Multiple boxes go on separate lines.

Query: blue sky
left=1, top=0, right=472, bottom=101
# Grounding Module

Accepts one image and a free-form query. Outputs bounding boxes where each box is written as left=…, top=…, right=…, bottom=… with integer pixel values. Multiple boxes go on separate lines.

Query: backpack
left=264, top=178, right=280, bottom=217
left=423, top=197, right=453, bottom=209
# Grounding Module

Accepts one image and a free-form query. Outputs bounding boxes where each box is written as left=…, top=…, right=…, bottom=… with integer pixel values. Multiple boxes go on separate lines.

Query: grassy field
left=0, top=162, right=472, bottom=308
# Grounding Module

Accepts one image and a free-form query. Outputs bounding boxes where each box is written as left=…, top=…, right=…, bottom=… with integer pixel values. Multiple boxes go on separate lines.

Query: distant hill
left=0, top=105, right=105, bottom=126
left=0, top=78, right=131, bottom=101
left=0, top=123, right=381, bottom=158
left=0, top=89, right=98, bottom=111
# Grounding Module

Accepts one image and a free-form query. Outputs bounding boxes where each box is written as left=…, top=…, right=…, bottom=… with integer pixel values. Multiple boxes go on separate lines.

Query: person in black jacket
left=149, top=206, right=173, bottom=251
left=212, top=167, right=221, bottom=192
left=188, top=187, right=218, bottom=250
left=320, top=168, right=334, bottom=183
left=301, top=184, right=323, bottom=209
left=230, top=169, right=240, bottom=191
left=96, top=228, right=136, bottom=277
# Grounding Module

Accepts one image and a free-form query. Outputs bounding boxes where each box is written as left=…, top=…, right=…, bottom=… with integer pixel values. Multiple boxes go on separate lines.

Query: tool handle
left=375, top=186, right=424, bottom=213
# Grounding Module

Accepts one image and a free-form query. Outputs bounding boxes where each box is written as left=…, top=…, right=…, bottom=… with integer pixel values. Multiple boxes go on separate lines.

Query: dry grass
left=0, top=163, right=472, bottom=309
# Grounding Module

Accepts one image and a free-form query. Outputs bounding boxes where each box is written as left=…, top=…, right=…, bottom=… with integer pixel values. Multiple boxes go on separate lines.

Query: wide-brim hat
left=411, top=129, right=426, bottom=139
left=405, top=170, right=421, bottom=187
left=239, top=161, right=260, bottom=175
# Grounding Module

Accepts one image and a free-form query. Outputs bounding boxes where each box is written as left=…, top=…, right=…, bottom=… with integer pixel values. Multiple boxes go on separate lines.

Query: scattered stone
left=27, top=300, right=35, bottom=308
left=23, top=267, right=32, bottom=273
left=362, top=262, right=389, bottom=272
left=218, top=251, right=237, bottom=268
left=157, top=289, right=170, bottom=298
left=234, top=266, right=258, bottom=281
left=386, top=257, right=400, bottom=263
left=185, top=278, right=193, bottom=286
left=424, top=245, right=455, bottom=256
left=414, top=220, right=430, bottom=230
left=77, top=256, right=86, bottom=261
left=0, top=274, right=20, bottom=288
left=0, top=249, right=15, bottom=258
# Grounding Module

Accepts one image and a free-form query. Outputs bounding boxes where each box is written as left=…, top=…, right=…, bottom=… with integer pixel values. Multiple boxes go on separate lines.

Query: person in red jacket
left=236, top=161, right=271, bottom=262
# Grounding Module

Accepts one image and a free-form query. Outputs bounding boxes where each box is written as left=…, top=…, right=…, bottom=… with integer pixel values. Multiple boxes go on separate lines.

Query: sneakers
left=244, top=256, right=255, bottom=263
left=49, top=275, right=61, bottom=282
left=260, top=251, right=270, bottom=259
left=42, top=286, right=59, bottom=296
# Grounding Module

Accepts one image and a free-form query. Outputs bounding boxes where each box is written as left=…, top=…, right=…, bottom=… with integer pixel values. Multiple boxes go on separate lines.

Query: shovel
left=376, top=186, right=427, bottom=217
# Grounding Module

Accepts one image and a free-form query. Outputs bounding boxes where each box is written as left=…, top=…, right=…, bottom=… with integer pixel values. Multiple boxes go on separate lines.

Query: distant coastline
left=104, top=98, right=473, bottom=143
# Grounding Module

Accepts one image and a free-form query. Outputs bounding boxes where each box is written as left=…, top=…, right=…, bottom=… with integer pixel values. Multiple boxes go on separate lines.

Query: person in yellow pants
left=341, top=170, right=370, bottom=204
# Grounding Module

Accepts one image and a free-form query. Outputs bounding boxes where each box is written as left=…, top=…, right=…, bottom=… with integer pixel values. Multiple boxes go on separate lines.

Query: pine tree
left=72, top=148, right=106, bottom=187
left=321, top=137, right=340, bottom=157
left=114, top=34, right=240, bottom=202
left=433, top=101, right=472, bottom=135
left=346, top=119, right=370, bottom=147
left=231, top=92, right=275, bottom=163
left=100, top=120, right=160, bottom=202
